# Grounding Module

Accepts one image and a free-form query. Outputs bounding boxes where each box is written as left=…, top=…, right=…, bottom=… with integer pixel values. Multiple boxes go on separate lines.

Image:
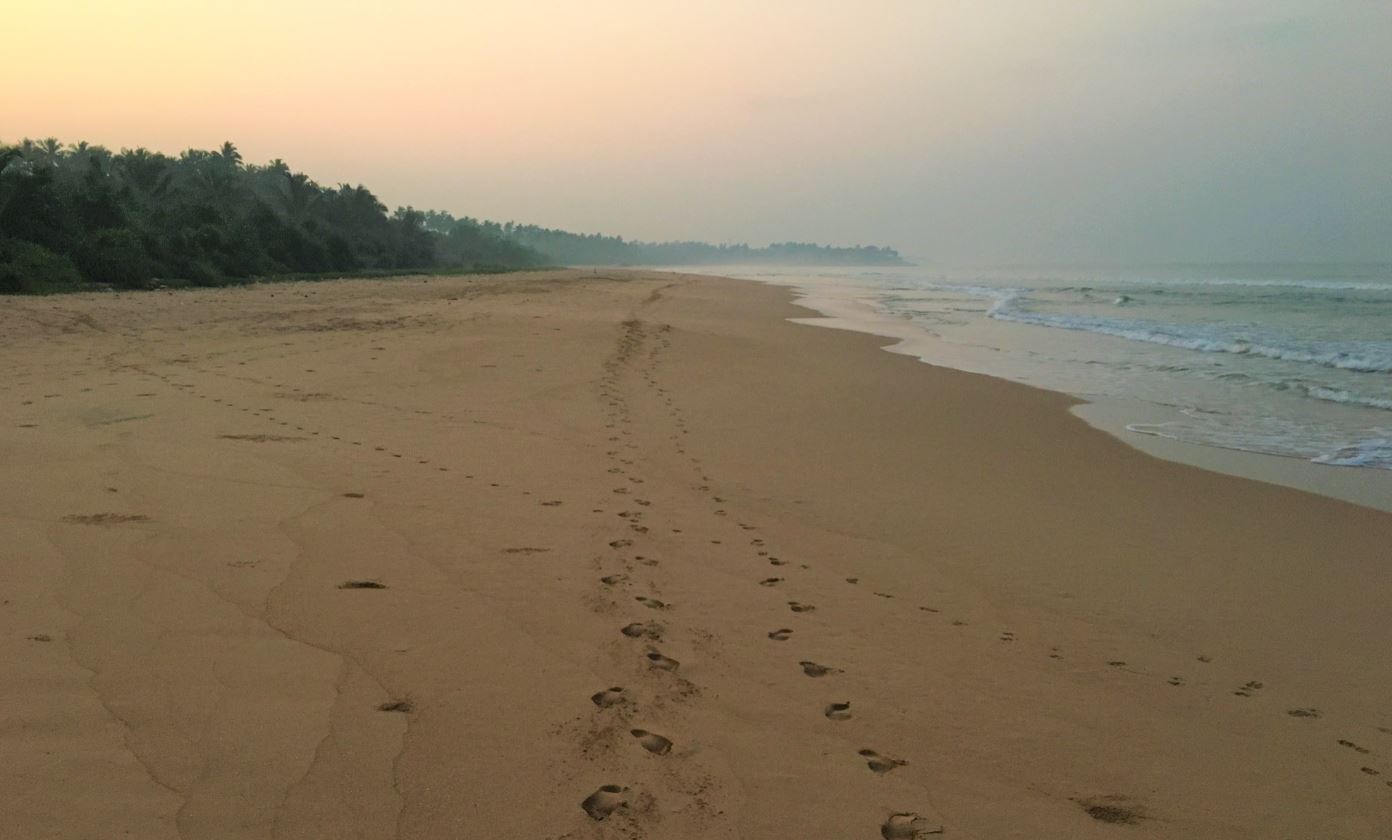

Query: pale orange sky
left=3, top=1, right=1389, bottom=261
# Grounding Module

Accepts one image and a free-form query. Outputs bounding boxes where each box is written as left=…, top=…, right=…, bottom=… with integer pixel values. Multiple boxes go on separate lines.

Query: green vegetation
left=1, top=138, right=904, bottom=294
left=422, top=213, right=906, bottom=268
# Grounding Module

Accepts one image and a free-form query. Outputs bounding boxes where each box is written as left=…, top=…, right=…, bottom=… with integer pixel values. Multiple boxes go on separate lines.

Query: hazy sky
left=4, top=1, right=1389, bottom=263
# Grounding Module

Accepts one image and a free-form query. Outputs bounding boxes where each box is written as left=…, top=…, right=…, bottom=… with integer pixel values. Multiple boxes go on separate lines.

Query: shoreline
left=3, top=269, right=1389, bottom=838
left=739, top=272, right=1392, bottom=513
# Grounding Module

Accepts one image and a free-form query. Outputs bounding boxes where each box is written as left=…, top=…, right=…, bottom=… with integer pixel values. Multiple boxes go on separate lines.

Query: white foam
left=1313, top=439, right=1392, bottom=469
left=733, top=267, right=1392, bottom=480
left=1302, top=386, right=1392, bottom=412
left=1127, top=418, right=1392, bottom=471
left=901, top=284, right=1392, bottom=374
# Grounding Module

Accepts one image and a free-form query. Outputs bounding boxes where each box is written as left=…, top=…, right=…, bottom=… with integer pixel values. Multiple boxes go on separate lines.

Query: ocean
left=708, top=263, right=1392, bottom=508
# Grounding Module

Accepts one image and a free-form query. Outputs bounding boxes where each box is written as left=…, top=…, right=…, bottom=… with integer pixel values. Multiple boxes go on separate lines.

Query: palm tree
left=280, top=171, right=319, bottom=222
left=114, top=147, right=175, bottom=198
left=219, top=141, right=242, bottom=167
left=35, top=137, right=63, bottom=166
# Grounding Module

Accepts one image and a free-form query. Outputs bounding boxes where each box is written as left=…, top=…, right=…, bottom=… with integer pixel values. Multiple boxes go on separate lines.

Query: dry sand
left=2, top=269, right=1390, bottom=839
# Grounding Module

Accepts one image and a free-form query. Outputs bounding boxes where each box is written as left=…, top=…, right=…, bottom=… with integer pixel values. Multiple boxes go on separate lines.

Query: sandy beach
left=3, top=269, right=1390, bottom=839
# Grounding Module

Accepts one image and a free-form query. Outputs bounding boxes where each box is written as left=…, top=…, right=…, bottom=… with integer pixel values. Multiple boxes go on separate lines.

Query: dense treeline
left=0, top=139, right=545, bottom=293
left=1, top=139, right=903, bottom=294
left=499, top=223, right=905, bottom=267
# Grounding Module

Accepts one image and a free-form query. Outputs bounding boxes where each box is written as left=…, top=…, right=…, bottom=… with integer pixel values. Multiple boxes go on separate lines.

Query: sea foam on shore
left=699, top=263, right=1392, bottom=505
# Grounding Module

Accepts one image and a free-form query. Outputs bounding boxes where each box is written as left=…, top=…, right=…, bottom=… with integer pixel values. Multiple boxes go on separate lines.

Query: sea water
left=705, top=263, right=1392, bottom=504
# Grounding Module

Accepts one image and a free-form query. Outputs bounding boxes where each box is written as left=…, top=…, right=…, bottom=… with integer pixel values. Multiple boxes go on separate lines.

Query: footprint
left=635, top=596, right=668, bottom=610
left=788, top=601, right=815, bottom=613
left=800, top=660, right=841, bottom=677
left=859, top=749, right=907, bottom=774
left=845, top=577, right=859, bottom=584
left=61, top=513, right=150, bottom=525
left=342, top=492, right=365, bottom=499
left=767, top=628, right=793, bottom=641
left=824, top=702, right=852, bottom=721
left=1338, top=739, right=1371, bottom=755
left=581, top=785, right=627, bottom=821
left=377, top=698, right=413, bottom=713
left=1234, top=680, right=1263, bottom=697
left=881, top=812, right=943, bottom=838
left=646, top=651, right=680, bottom=671
left=338, top=580, right=387, bottom=590
left=609, top=539, right=633, bottom=549
left=621, top=622, right=663, bottom=640
left=630, top=729, right=673, bottom=755
left=1287, top=707, right=1320, bottom=718
left=759, top=577, right=784, bottom=587
left=1167, top=676, right=1185, bottom=686
left=1078, top=797, right=1145, bottom=825
left=601, top=574, right=629, bottom=585
left=591, top=687, right=627, bottom=708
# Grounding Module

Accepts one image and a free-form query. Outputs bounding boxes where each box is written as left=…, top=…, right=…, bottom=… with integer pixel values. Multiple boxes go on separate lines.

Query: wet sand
left=2, top=270, right=1390, bottom=838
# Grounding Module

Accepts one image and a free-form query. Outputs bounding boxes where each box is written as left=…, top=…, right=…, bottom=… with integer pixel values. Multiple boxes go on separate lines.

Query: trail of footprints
left=584, top=315, right=943, bottom=835
left=115, top=346, right=579, bottom=502
left=578, top=311, right=1390, bottom=833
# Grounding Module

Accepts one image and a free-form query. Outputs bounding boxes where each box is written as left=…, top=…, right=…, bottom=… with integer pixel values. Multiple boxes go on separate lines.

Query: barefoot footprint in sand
left=860, top=749, right=907, bottom=774
left=630, top=729, right=673, bottom=755
left=622, top=621, right=663, bottom=640
left=581, top=785, right=627, bottom=820
left=590, top=687, right=627, bottom=708
left=646, top=650, right=679, bottom=670
left=825, top=702, right=852, bottom=720
left=881, top=812, right=943, bottom=837
left=800, top=660, right=841, bottom=677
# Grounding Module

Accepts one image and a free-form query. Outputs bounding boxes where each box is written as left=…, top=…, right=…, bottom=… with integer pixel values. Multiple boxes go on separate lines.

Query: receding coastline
left=2, top=270, right=1389, bottom=839
left=736, top=276, right=1392, bottom=513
